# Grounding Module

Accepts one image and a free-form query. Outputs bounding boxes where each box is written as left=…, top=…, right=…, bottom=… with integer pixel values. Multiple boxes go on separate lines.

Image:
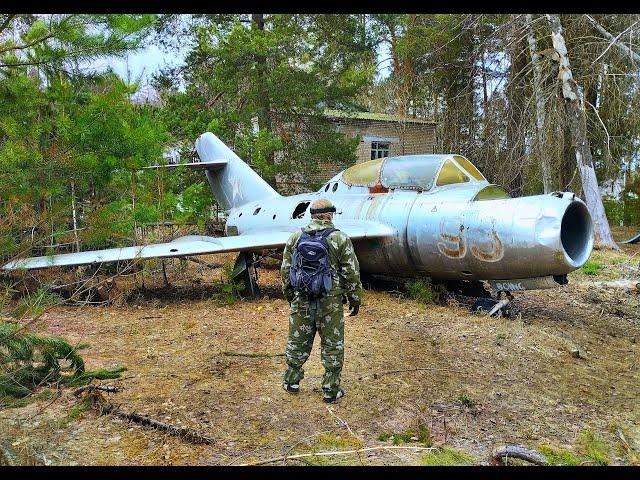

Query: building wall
left=333, top=118, right=436, bottom=164
left=276, top=117, right=436, bottom=195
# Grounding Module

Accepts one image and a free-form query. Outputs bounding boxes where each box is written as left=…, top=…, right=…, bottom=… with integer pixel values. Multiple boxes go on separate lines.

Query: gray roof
left=323, top=109, right=435, bottom=125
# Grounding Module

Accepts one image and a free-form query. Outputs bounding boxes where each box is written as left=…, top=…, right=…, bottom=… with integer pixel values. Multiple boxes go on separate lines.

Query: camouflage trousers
left=283, top=294, right=345, bottom=397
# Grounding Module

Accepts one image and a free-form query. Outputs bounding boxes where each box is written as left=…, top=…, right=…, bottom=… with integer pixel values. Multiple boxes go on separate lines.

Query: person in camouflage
left=281, top=198, right=362, bottom=403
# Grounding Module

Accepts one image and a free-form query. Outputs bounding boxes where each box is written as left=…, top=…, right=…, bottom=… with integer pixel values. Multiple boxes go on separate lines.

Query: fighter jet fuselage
left=4, top=132, right=594, bottom=293
left=225, top=169, right=593, bottom=289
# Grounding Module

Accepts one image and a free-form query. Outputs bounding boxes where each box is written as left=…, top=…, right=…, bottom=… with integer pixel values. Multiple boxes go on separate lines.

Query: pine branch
left=0, top=33, right=55, bottom=54
left=0, top=14, right=16, bottom=35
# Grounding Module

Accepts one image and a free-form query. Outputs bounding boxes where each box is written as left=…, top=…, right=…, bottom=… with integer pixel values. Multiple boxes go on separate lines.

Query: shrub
left=458, top=393, right=476, bottom=409
left=406, top=278, right=441, bottom=304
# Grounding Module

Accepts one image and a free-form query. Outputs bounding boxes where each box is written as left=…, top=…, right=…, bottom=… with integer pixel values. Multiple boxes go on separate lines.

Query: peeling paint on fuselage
left=223, top=175, right=591, bottom=281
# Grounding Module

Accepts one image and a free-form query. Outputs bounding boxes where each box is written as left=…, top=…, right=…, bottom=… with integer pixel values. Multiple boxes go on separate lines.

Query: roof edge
left=323, top=109, right=436, bottom=125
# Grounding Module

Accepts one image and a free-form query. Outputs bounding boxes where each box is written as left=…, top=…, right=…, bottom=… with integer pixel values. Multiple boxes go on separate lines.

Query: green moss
left=538, top=443, right=581, bottom=466
left=316, top=433, right=363, bottom=450
left=378, top=423, right=432, bottom=446
left=392, top=432, right=415, bottom=445
left=56, top=398, right=92, bottom=427
left=577, top=428, right=611, bottom=466
left=422, top=447, right=475, bottom=466
left=582, top=262, right=601, bottom=276
left=299, top=433, right=365, bottom=466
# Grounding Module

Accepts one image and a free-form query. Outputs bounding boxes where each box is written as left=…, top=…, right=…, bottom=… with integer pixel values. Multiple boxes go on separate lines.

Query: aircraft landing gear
left=231, top=252, right=261, bottom=299
left=471, top=290, right=513, bottom=317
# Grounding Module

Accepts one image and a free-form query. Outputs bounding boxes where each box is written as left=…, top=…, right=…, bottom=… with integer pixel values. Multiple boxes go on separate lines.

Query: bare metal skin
left=4, top=132, right=593, bottom=293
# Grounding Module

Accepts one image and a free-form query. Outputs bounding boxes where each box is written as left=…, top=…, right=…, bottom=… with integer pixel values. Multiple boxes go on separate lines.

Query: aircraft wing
left=2, top=220, right=392, bottom=271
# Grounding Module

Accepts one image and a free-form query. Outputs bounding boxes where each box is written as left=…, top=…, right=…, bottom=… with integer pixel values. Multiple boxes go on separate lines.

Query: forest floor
left=1, top=226, right=639, bottom=466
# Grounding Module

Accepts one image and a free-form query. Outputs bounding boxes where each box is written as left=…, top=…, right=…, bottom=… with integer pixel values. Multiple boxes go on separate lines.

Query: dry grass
left=0, top=245, right=639, bottom=465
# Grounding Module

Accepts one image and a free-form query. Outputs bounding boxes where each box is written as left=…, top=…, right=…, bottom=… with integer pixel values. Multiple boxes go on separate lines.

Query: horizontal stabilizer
left=2, top=220, right=393, bottom=271
left=145, top=159, right=228, bottom=170
left=619, top=231, right=640, bottom=244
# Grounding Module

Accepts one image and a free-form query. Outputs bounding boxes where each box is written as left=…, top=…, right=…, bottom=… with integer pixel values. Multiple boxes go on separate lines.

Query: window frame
left=370, top=141, right=390, bottom=160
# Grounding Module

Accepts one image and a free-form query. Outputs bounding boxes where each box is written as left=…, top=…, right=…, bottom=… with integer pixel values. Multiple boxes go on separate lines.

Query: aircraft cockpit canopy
left=341, top=154, right=487, bottom=191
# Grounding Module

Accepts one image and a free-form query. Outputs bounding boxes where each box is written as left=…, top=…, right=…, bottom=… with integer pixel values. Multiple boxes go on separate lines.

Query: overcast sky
left=101, top=39, right=393, bottom=89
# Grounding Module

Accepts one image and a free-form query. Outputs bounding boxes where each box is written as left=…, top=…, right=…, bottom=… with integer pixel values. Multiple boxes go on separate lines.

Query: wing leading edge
left=2, top=220, right=393, bottom=271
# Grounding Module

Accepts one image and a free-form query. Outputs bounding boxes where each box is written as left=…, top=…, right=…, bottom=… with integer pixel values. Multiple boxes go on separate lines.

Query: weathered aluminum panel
left=2, top=232, right=291, bottom=270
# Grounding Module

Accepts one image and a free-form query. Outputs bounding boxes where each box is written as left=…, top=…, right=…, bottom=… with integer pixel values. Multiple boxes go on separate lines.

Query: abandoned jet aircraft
left=3, top=132, right=594, bottom=300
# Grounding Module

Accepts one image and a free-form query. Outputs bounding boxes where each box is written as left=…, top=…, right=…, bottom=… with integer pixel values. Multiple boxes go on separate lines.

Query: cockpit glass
left=436, top=159, right=470, bottom=186
left=341, top=158, right=384, bottom=186
left=473, top=185, right=511, bottom=201
left=453, top=155, right=485, bottom=181
left=380, top=156, right=442, bottom=190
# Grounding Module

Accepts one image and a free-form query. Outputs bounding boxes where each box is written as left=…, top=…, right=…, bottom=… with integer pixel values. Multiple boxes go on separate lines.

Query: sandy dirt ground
left=1, top=236, right=639, bottom=466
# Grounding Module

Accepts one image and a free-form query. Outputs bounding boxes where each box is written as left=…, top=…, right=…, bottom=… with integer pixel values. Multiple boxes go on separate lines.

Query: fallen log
left=490, top=445, right=548, bottom=466
left=84, top=390, right=214, bottom=445
left=73, top=384, right=120, bottom=397
left=589, top=280, right=640, bottom=291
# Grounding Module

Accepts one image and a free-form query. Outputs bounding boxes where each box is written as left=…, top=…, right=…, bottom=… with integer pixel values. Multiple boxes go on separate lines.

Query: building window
left=371, top=141, right=390, bottom=160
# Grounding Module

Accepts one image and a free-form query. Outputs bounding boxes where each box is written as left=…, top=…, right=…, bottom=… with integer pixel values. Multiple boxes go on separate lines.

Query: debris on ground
left=0, top=243, right=638, bottom=465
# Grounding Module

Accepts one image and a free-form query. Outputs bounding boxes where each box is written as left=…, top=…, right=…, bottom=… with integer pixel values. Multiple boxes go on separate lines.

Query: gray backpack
left=289, top=228, right=337, bottom=300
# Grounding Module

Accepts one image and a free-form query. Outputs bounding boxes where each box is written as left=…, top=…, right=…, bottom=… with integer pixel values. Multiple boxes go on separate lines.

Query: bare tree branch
left=585, top=15, right=640, bottom=68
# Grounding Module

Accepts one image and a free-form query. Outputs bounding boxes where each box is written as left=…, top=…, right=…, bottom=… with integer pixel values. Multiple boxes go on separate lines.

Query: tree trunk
left=251, top=13, right=277, bottom=188
left=525, top=14, right=553, bottom=193
left=505, top=15, right=527, bottom=196
left=547, top=14, right=618, bottom=250
left=70, top=180, right=80, bottom=252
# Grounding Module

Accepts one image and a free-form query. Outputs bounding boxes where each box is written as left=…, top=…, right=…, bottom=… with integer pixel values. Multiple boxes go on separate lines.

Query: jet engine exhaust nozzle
left=560, top=200, right=593, bottom=269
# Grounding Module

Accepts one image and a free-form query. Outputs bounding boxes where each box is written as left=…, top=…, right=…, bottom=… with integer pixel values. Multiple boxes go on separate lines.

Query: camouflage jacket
left=281, top=219, right=362, bottom=306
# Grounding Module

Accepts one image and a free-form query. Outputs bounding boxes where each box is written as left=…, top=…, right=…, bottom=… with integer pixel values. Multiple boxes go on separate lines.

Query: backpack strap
left=319, top=228, right=337, bottom=239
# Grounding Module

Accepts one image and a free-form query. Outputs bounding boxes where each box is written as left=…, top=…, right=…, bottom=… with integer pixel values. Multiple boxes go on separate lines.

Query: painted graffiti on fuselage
left=438, top=223, right=505, bottom=262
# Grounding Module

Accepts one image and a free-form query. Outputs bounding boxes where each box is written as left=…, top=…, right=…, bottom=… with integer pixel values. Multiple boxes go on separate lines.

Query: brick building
left=276, top=109, right=436, bottom=193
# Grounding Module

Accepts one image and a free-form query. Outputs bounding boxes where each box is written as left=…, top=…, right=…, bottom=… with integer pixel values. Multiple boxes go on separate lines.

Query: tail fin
left=195, top=132, right=280, bottom=211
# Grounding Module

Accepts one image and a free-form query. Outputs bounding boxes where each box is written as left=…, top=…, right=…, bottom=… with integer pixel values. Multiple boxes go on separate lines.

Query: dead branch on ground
left=240, top=445, right=438, bottom=466
left=185, top=256, right=221, bottom=269
left=490, top=445, right=548, bottom=466
left=82, top=389, right=214, bottom=445
left=73, top=384, right=120, bottom=396
left=326, top=405, right=356, bottom=438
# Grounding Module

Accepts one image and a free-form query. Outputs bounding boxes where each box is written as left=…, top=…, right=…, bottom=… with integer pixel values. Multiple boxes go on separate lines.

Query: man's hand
left=349, top=304, right=360, bottom=316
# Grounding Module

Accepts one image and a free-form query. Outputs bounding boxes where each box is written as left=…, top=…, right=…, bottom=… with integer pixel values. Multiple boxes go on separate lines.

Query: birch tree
left=546, top=14, right=618, bottom=249
left=525, top=14, right=553, bottom=193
